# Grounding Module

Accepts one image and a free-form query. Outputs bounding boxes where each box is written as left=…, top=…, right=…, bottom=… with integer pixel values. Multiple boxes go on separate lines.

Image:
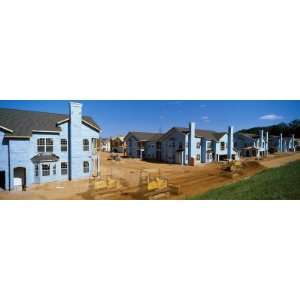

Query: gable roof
left=126, top=131, right=164, bottom=142
left=0, top=108, right=101, bottom=138
left=161, top=127, right=226, bottom=141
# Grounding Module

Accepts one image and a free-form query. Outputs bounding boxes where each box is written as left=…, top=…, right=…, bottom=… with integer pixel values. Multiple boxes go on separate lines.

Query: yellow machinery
left=136, top=169, right=180, bottom=199
left=222, top=160, right=241, bottom=172
left=90, top=176, right=120, bottom=191
left=139, top=169, right=168, bottom=191
left=146, top=176, right=168, bottom=191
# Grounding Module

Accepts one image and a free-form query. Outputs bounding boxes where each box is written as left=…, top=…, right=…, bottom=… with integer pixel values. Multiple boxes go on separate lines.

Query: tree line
left=239, top=119, right=300, bottom=138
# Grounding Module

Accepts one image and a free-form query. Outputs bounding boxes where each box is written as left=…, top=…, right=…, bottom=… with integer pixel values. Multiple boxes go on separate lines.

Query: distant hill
left=239, top=119, right=300, bottom=138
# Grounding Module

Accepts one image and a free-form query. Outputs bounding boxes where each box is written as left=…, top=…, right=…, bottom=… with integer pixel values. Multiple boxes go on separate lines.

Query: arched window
left=83, top=139, right=89, bottom=151
left=83, top=161, right=89, bottom=173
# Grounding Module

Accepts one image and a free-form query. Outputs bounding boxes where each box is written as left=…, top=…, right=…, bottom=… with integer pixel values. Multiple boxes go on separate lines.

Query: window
left=53, top=164, right=56, bottom=175
left=207, top=141, right=212, bottom=149
left=37, top=138, right=45, bottom=152
left=83, top=161, right=89, bottom=173
left=46, top=138, right=53, bottom=152
left=37, top=138, right=53, bottom=152
left=92, top=138, right=97, bottom=153
left=196, top=154, right=201, bottom=161
left=83, top=139, right=89, bottom=151
left=61, top=139, right=68, bottom=152
left=42, top=164, right=50, bottom=176
left=35, top=164, right=39, bottom=176
left=220, top=142, right=225, bottom=151
left=196, top=142, right=201, bottom=149
left=61, top=162, right=68, bottom=175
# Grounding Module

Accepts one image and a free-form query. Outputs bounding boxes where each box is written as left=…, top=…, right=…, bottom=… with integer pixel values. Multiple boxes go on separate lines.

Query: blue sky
left=0, top=100, right=299, bottom=137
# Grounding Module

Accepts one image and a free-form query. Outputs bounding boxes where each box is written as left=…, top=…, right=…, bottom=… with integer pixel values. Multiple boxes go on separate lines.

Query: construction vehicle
left=110, top=153, right=121, bottom=161
left=134, top=169, right=180, bottom=199
left=222, top=160, right=241, bottom=172
left=220, top=160, right=242, bottom=179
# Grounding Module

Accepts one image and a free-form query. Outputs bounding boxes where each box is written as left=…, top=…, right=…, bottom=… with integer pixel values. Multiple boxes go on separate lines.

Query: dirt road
left=1, top=152, right=300, bottom=200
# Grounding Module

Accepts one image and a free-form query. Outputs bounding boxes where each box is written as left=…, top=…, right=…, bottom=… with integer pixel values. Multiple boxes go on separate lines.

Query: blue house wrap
left=125, top=122, right=238, bottom=165
left=0, top=102, right=101, bottom=191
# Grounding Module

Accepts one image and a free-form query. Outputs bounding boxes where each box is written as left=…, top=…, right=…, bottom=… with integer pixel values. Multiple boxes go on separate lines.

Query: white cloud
left=201, top=116, right=210, bottom=122
left=259, top=114, right=283, bottom=120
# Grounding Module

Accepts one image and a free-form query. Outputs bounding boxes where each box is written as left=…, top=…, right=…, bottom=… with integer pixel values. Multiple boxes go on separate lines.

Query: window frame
left=35, top=164, right=39, bottom=177
left=61, top=162, right=68, bottom=175
left=83, top=139, right=89, bottom=151
left=83, top=161, right=89, bottom=173
left=61, top=139, right=68, bottom=152
left=37, top=138, right=45, bottom=152
left=37, top=138, right=53, bottom=153
left=46, top=138, right=53, bottom=152
left=42, top=164, right=50, bottom=176
left=220, top=142, right=225, bottom=151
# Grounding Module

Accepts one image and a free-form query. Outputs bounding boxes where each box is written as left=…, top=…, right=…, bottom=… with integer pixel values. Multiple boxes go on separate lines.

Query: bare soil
left=1, top=152, right=300, bottom=200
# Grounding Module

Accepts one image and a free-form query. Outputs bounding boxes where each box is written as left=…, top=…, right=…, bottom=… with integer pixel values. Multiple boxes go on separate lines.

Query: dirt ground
left=1, top=152, right=300, bottom=200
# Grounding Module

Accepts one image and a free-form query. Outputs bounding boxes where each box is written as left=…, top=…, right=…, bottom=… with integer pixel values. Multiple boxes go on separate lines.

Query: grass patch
left=189, top=160, right=300, bottom=200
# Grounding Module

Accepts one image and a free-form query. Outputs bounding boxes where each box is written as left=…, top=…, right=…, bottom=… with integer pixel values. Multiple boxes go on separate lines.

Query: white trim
left=5, top=136, right=30, bottom=139
left=32, top=130, right=60, bottom=133
left=0, top=125, right=14, bottom=133
left=56, top=118, right=69, bottom=125
left=56, top=118, right=100, bottom=132
left=82, top=119, right=100, bottom=132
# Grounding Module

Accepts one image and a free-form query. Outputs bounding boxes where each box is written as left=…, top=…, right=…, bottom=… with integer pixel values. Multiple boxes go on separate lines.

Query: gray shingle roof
left=166, top=127, right=226, bottom=141
left=0, top=108, right=100, bottom=137
left=126, top=131, right=164, bottom=142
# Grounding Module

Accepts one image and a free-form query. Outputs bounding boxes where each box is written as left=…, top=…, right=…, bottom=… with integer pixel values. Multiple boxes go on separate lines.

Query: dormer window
left=37, top=138, right=53, bottom=153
